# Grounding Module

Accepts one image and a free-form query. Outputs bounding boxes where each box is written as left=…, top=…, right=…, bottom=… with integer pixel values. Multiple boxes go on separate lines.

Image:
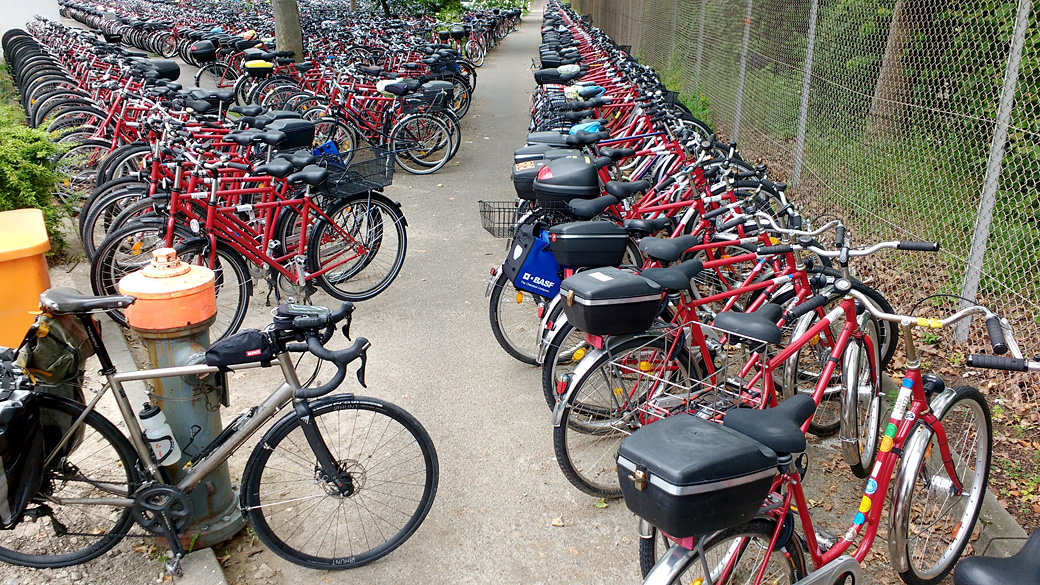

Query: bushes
left=0, top=104, right=68, bottom=257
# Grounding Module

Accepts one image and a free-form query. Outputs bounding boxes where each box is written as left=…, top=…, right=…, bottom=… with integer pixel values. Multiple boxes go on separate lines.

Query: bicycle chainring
left=132, top=484, right=194, bottom=535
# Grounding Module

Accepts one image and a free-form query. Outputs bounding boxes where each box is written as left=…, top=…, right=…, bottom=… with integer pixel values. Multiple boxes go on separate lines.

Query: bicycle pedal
left=164, top=553, right=183, bottom=577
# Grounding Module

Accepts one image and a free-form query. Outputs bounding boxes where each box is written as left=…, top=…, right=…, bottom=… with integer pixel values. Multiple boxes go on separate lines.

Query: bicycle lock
left=118, top=248, right=245, bottom=548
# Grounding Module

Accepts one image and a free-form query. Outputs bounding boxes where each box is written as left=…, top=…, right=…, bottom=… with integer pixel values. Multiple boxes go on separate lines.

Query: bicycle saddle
left=565, top=130, right=611, bottom=147
left=225, top=131, right=259, bottom=146
left=639, top=259, right=703, bottom=293
left=638, top=234, right=700, bottom=263
left=40, top=287, right=135, bottom=314
left=253, top=131, right=287, bottom=146
left=276, top=151, right=317, bottom=169
left=605, top=180, right=650, bottom=199
left=229, top=105, right=264, bottom=117
left=568, top=195, right=618, bottom=219
left=286, top=165, right=328, bottom=187
left=723, top=394, right=816, bottom=455
left=712, top=303, right=785, bottom=348
left=599, top=147, right=636, bottom=161
left=954, top=531, right=1040, bottom=585
left=252, top=158, right=294, bottom=179
left=184, top=99, right=213, bottom=115
left=623, top=217, right=672, bottom=239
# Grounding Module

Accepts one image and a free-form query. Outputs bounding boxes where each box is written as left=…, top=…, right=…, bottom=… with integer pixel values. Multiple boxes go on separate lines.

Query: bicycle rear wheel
left=488, top=277, right=543, bottom=365
left=174, top=239, right=252, bottom=341
left=0, top=394, right=141, bottom=568
left=639, top=519, right=806, bottom=583
left=891, top=386, right=991, bottom=585
left=840, top=315, right=883, bottom=478
left=390, top=114, right=452, bottom=175
left=240, top=395, right=438, bottom=570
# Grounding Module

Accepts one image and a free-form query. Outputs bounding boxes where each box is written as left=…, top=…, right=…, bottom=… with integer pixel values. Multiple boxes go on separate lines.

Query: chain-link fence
left=570, top=0, right=1040, bottom=413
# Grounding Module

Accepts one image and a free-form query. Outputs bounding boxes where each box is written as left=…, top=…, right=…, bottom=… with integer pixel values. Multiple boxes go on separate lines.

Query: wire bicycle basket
left=315, top=141, right=394, bottom=197
left=478, top=200, right=521, bottom=238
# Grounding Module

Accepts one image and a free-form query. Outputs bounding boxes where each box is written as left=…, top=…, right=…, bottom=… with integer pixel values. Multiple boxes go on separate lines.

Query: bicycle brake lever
left=342, top=313, right=352, bottom=341
left=356, top=349, right=367, bottom=388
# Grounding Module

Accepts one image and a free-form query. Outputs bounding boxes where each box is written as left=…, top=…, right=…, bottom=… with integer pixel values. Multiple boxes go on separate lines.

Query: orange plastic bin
left=0, top=209, right=51, bottom=347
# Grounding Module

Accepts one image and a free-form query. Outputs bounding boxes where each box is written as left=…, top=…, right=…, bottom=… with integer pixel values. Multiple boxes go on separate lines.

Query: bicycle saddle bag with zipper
left=206, top=329, right=274, bottom=369
left=0, top=355, right=44, bottom=530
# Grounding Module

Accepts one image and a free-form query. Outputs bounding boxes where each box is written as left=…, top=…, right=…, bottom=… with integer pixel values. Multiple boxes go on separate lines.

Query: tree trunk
left=349, top=0, right=356, bottom=10
left=378, top=0, right=391, bottom=17
left=867, top=0, right=915, bottom=137
left=271, top=0, right=305, bottom=63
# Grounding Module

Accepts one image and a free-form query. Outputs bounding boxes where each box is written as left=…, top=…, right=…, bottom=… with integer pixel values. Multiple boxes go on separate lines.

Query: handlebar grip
left=293, top=315, right=326, bottom=329
left=834, top=224, right=846, bottom=247
left=227, top=162, right=251, bottom=171
left=786, top=294, right=832, bottom=321
left=657, top=176, right=676, bottom=191
left=758, top=245, right=793, bottom=256
left=896, top=241, right=940, bottom=252
left=986, top=315, right=1008, bottom=355
left=717, top=216, right=747, bottom=232
left=966, top=354, right=1028, bottom=371
left=701, top=206, right=730, bottom=221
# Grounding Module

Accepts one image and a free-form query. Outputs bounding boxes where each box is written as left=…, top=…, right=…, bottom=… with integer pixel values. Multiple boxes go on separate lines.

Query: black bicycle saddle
left=954, top=531, right=1040, bottom=585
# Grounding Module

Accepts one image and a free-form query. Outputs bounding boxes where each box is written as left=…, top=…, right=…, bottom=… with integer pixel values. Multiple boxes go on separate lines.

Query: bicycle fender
left=550, top=333, right=656, bottom=428
left=485, top=263, right=504, bottom=298
left=538, top=310, right=568, bottom=365
left=887, top=386, right=955, bottom=572
left=789, top=556, right=863, bottom=585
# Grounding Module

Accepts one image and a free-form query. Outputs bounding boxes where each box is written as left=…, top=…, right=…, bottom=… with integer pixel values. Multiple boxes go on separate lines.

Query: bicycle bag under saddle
left=502, top=222, right=561, bottom=298
left=205, top=330, right=275, bottom=369
left=0, top=351, right=45, bottom=530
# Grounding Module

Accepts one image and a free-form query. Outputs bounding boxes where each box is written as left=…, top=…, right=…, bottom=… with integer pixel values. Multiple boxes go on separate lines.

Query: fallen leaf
left=569, top=547, right=580, bottom=555
left=551, top=517, right=565, bottom=527
left=824, top=503, right=833, bottom=512
left=594, top=498, right=608, bottom=509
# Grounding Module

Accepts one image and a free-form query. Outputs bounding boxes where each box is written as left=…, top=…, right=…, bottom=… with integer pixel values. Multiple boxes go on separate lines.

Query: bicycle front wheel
left=840, top=314, right=883, bottom=478
left=390, top=114, right=452, bottom=175
left=0, top=394, right=141, bottom=568
left=240, top=395, right=438, bottom=570
left=891, top=385, right=991, bottom=585
left=308, top=193, right=407, bottom=301
left=639, top=519, right=806, bottom=584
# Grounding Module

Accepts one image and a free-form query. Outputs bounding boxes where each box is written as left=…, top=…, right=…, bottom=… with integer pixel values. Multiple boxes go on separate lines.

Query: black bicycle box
left=512, top=160, right=547, bottom=200
left=559, top=267, right=662, bottom=335
left=533, top=156, right=600, bottom=202
left=547, top=221, right=628, bottom=268
left=513, top=144, right=580, bottom=163
left=616, top=414, right=777, bottom=537
left=526, top=131, right=569, bottom=147
left=189, top=40, right=217, bottom=63
left=205, top=329, right=274, bottom=368
left=420, top=80, right=454, bottom=108
left=264, top=118, right=315, bottom=150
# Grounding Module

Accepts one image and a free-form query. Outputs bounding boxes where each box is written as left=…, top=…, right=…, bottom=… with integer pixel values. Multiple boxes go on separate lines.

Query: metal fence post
left=695, top=0, right=707, bottom=89
left=732, top=0, right=754, bottom=141
left=955, top=0, right=1033, bottom=342
left=791, top=0, right=819, bottom=188
left=669, top=0, right=680, bottom=68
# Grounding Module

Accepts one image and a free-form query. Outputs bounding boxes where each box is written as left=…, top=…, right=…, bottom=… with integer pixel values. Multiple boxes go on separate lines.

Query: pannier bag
left=17, top=312, right=93, bottom=460
left=205, top=329, right=274, bottom=368
left=617, top=414, right=777, bottom=537
left=0, top=354, right=44, bottom=529
left=501, top=222, right=561, bottom=297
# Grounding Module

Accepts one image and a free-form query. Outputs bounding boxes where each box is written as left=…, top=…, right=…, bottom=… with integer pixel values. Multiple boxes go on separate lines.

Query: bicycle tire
left=0, top=393, right=142, bottom=569
left=93, top=142, right=148, bottom=188
left=488, top=277, right=543, bottom=365
left=195, top=62, right=235, bottom=89
left=892, top=385, right=991, bottom=585
left=639, top=519, right=806, bottom=583
left=553, top=335, right=693, bottom=498
left=174, top=238, right=252, bottom=341
left=840, top=315, right=883, bottom=478
left=390, top=114, right=452, bottom=175
left=240, top=395, right=438, bottom=570
left=78, top=186, right=149, bottom=259
left=54, top=139, right=112, bottom=205
left=307, top=193, right=407, bottom=301
left=90, top=221, right=195, bottom=328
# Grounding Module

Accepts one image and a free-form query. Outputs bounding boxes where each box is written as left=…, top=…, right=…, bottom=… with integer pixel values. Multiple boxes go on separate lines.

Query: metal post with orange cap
left=118, top=248, right=245, bottom=548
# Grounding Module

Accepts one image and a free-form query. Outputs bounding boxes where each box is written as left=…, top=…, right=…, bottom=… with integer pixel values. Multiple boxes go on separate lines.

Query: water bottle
left=138, top=403, right=182, bottom=465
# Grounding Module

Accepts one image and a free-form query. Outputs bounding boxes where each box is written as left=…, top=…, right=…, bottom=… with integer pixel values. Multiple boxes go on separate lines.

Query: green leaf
left=594, top=498, right=608, bottom=509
